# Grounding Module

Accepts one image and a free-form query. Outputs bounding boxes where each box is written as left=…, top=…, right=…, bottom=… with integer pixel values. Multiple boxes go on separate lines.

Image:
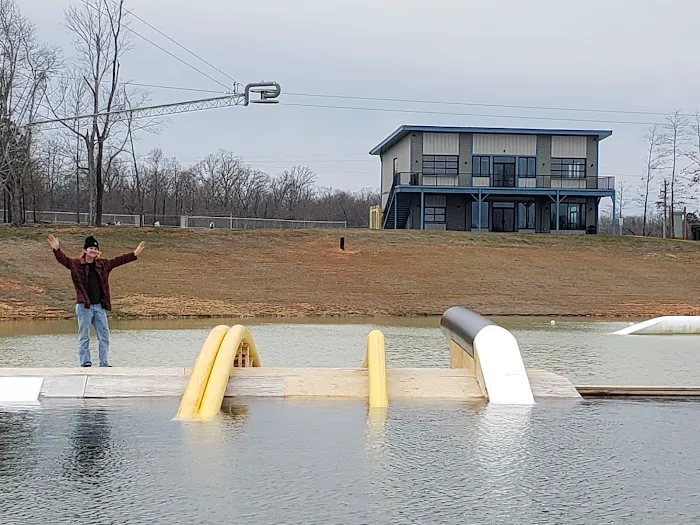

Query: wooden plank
left=576, top=386, right=700, bottom=398
left=41, top=375, right=87, bottom=398
left=84, top=375, right=188, bottom=398
left=388, top=369, right=482, bottom=399
left=224, top=376, right=286, bottom=397
left=527, top=369, right=582, bottom=399
left=284, top=369, right=368, bottom=398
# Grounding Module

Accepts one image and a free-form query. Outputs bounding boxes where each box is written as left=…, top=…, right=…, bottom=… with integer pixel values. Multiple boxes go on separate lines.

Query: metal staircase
left=382, top=189, right=412, bottom=229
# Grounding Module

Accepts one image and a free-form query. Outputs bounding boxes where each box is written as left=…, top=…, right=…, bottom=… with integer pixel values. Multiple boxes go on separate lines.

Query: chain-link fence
left=2, top=210, right=346, bottom=230
left=184, top=215, right=347, bottom=229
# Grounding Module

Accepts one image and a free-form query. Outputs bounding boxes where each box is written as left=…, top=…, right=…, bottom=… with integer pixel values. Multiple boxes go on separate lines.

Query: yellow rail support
left=175, top=324, right=261, bottom=422
left=174, top=325, right=229, bottom=421
left=361, top=329, right=388, bottom=408
left=199, top=325, right=261, bottom=421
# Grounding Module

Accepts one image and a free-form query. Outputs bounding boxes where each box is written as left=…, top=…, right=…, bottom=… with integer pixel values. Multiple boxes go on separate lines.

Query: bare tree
left=616, top=178, right=627, bottom=232
left=660, top=111, right=688, bottom=238
left=684, top=111, right=700, bottom=207
left=0, top=0, right=59, bottom=225
left=48, top=0, right=148, bottom=227
left=639, top=125, right=666, bottom=236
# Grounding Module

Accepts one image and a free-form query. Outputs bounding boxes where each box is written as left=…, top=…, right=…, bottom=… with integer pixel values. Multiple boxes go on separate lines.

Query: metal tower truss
left=30, top=81, right=281, bottom=127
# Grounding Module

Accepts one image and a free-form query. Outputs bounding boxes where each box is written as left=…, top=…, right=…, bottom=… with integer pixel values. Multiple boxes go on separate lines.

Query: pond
left=1, top=396, right=699, bottom=524
left=2, top=317, right=700, bottom=523
left=0, top=316, right=698, bottom=386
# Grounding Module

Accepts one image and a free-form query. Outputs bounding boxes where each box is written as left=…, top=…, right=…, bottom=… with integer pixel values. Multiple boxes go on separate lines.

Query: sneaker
left=81, top=363, right=92, bottom=367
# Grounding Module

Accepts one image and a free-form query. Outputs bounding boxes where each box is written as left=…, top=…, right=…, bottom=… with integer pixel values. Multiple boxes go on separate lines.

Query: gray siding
left=535, top=200, right=545, bottom=232
left=446, top=195, right=467, bottom=231
left=409, top=132, right=423, bottom=177
left=537, top=136, right=552, bottom=185
left=541, top=200, right=551, bottom=232
left=379, top=136, right=410, bottom=209
left=459, top=133, right=473, bottom=186
left=585, top=197, right=598, bottom=229
left=586, top=136, right=599, bottom=189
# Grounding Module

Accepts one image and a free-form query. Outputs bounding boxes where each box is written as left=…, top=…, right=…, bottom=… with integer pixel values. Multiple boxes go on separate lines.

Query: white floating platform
left=0, top=367, right=582, bottom=401
left=612, top=316, right=700, bottom=335
left=0, top=376, right=43, bottom=403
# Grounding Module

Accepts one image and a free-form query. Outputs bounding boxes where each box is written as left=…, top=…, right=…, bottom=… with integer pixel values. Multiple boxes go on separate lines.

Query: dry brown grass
left=1, top=225, right=699, bottom=320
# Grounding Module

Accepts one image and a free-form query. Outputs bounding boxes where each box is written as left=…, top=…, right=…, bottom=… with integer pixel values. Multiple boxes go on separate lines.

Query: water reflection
left=364, top=406, right=388, bottom=453
left=220, top=399, right=250, bottom=421
left=0, top=398, right=699, bottom=523
left=63, top=405, right=112, bottom=481
left=471, top=404, right=535, bottom=508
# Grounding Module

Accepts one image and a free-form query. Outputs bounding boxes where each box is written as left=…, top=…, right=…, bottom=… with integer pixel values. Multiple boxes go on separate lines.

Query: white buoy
left=550, top=320, right=556, bottom=326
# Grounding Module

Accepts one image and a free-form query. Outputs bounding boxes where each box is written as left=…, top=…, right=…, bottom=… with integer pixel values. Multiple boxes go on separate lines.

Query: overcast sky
left=19, top=0, right=700, bottom=211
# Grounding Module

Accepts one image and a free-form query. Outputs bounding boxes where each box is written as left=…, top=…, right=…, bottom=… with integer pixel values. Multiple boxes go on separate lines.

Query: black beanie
left=84, top=236, right=99, bottom=250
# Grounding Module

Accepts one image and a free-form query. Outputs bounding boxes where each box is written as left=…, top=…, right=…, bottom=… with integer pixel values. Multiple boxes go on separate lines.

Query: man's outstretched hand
left=134, top=241, right=145, bottom=257
left=48, top=234, right=60, bottom=250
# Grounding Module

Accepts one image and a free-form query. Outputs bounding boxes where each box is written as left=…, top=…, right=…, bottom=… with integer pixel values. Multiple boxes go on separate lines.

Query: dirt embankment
left=1, top=226, right=699, bottom=320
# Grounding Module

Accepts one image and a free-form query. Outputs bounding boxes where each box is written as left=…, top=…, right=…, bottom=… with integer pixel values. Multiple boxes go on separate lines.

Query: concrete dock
left=0, top=367, right=582, bottom=401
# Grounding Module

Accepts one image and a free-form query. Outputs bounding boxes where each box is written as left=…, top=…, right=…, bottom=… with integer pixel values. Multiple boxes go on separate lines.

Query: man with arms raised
left=48, top=234, right=145, bottom=367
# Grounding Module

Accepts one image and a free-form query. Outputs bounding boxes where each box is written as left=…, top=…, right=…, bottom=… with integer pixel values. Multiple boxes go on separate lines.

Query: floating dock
left=0, top=366, right=580, bottom=400
left=2, top=308, right=699, bottom=411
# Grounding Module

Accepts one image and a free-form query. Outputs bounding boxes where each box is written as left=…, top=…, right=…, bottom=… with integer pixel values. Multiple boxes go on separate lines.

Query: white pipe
left=474, top=326, right=535, bottom=405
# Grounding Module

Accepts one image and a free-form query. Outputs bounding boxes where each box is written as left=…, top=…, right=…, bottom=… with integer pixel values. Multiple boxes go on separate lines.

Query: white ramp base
left=612, top=316, right=700, bottom=335
left=0, top=377, right=43, bottom=403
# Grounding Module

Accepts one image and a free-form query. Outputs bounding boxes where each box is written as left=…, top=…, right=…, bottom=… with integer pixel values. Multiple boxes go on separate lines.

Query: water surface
left=0, top=317, right=698, bottom=386
left=0, top=398, right=698, bottom=524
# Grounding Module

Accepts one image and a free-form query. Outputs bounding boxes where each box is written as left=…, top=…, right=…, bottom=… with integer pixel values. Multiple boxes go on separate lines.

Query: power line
left=122, top=81, right=225, bottom=94
left=109, top=0, right=241, bottom=90
left=282, top=102, right=662, bottom=127
left=80, top=0, right=234, bottom=92
left=285, top=92, right=689, bottom=119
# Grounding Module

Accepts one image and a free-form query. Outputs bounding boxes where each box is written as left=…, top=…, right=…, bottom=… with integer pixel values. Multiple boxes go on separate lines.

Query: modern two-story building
left=370, top=125, right=616, bottom=233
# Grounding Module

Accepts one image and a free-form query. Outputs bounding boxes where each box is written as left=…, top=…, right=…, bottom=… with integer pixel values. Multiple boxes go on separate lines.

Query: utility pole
left=663, top=179, right=668, bottom=239
left=75, top=126, right=80, bottom=224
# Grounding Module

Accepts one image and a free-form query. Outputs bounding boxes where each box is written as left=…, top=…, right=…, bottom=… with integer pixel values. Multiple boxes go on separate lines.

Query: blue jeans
left=75, top=304, right=110, bottom=367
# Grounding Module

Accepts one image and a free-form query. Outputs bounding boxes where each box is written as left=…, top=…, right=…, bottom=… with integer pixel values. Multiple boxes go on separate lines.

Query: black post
left=340, top=237, right=345, bottom=250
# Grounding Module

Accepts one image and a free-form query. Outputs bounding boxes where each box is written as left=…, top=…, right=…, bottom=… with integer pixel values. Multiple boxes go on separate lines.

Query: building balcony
left=392, top=173, right=615, bottom=191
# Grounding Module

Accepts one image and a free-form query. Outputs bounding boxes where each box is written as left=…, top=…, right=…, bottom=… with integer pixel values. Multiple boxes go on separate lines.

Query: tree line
left=2, top=0, right=698, bottom=234
left=614, top=114, right=700, bottom=237
left=8, top=139, right=379, bottom=226
left=0, top=0, right=378, bottom=228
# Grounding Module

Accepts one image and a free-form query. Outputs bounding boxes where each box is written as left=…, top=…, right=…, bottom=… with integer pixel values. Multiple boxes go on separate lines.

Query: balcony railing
left=392, top=172, right=616, bottom=191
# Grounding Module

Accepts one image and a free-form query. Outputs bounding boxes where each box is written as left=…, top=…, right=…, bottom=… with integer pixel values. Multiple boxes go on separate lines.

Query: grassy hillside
left=1, top=225, right=699, bottom=320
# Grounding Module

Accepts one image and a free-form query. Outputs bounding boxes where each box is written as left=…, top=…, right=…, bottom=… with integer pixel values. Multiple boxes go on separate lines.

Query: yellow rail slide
left=175, top=325, right=388, bottom=421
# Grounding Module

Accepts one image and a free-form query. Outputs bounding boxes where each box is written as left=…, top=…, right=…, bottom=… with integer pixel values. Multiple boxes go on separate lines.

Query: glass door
left=492, top=203, right=516, bottom=232
left=493, top=157, right=516, bottom=187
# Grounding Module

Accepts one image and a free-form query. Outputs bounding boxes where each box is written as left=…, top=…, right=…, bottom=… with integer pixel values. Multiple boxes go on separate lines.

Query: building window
left=472, top=156, right=490, bottom=177
left=424, top=195, right=446, bottom=224
left=392, top=157, right=398, bottom=175
left=551, top=158, right=586, bottom=178
left=423, top=155, right=458, bottom=175
left=518, top=157, right=536, bottom=178
left=518, top=202, right=535, bottom=229
left=471, top=202, right=489, bottom=228
left=550, top=203, right=586, bottom=230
